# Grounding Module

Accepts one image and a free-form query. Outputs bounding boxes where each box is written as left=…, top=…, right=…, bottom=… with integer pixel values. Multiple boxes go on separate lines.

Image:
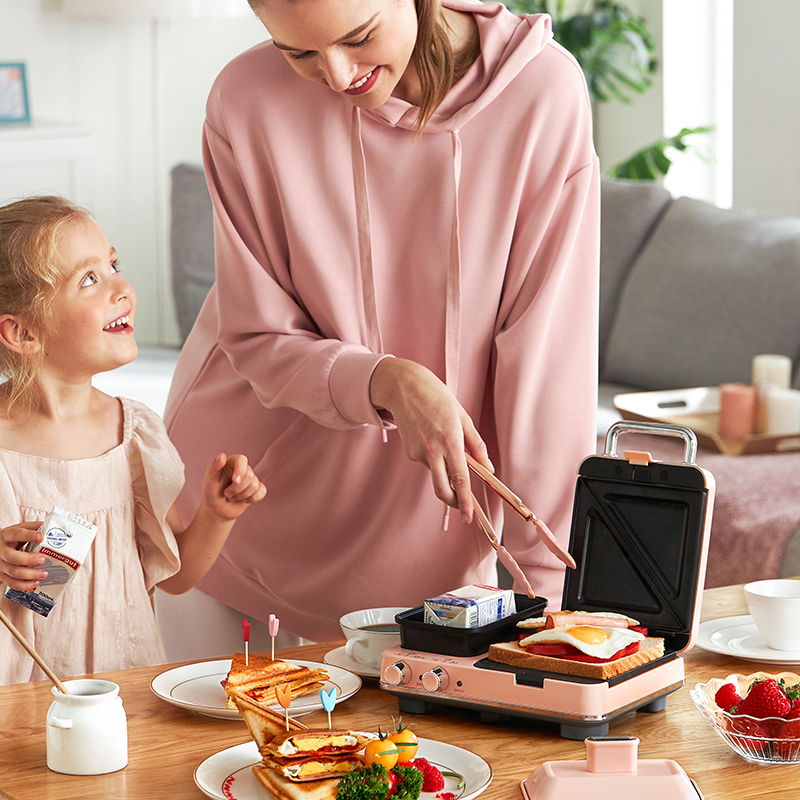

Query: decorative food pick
left=269, top=614, right=280, bottom=660
left=275, top=682, right=292, bottom=730
left=241, top=619, right=250, bottom=666
left=320, top=686, right=337, bottom=729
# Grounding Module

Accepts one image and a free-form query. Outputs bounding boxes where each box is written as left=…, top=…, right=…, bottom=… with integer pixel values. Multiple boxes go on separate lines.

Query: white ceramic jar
left=46, top=678, right=127, bottom=775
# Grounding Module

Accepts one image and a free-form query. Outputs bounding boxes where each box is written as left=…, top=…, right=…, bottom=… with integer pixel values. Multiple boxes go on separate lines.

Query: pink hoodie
left=165, top=0, right=599, bottom=642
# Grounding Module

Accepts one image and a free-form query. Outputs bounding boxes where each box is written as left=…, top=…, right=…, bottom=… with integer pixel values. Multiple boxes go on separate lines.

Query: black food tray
left=395, top=593, right=547, bottom=656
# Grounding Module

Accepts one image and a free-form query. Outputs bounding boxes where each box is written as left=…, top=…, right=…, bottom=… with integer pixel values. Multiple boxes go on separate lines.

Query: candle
left=753, top=354, right=792, bottom=433
left=718, top=383, right=756, bottom=438
left=765, top=388, right=800, bottom=435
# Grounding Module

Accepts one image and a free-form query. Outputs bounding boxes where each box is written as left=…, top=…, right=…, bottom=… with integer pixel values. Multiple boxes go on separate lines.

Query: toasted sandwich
left=263, top=729, right=371, bottom=759
left=261, top=753, right=365, bottom=782
left=488, top=608, right=665, bottom=679
left=231, top=693, right=307, bottom=752
left=223, top=652, right=329, bottom=709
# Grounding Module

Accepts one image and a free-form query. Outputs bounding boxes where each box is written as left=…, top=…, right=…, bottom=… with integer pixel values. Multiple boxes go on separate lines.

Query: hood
left=365, top=0, right=553, bottom=133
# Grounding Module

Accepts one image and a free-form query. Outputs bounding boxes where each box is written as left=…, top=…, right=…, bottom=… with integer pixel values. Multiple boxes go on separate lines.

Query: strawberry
left=421, top=764, right=445, bottom=793
left=714, top=683, right=742, bottom=712
left=737, top=678, right=791, bottom=719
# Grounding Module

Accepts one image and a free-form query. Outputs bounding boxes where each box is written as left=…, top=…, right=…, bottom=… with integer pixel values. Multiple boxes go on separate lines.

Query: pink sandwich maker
left=520, top=735, right=703, bottom=799
left=380, top=421, right=716, bottom=739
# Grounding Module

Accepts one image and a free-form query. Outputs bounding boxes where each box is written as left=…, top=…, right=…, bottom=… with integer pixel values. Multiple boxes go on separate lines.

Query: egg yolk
left=568, top=626, right=609, bottom=645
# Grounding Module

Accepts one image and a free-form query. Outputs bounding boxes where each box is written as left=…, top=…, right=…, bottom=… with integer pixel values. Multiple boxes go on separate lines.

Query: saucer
left=696, top=615, right=800, bottom=663
left=323, top=645, right=381, bottom=679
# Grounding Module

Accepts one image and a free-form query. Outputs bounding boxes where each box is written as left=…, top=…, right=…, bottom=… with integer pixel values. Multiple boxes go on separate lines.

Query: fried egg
left=519, top=625, right=645, bottom=660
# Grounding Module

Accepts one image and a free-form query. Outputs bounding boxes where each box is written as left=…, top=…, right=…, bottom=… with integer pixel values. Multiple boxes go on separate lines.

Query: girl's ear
left=0, top=315, right=41, bottom=355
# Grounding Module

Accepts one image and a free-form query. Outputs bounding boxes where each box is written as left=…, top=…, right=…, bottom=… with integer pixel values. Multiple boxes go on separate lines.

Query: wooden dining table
left=0, top=583, right=794, bottom=800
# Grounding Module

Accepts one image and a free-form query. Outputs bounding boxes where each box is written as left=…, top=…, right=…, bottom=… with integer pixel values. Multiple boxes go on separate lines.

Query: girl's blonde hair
left=252, top=0, right=479, bottom=134
left=0, top=195, right=90, bottom=415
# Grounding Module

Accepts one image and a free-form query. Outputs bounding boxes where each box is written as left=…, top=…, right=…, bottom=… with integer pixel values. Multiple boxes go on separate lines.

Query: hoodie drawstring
left=351, top=107, right=384, bottom=358
left=442, top=130, right=464, bottom=531
left=352, top=111, right=465, bottom=532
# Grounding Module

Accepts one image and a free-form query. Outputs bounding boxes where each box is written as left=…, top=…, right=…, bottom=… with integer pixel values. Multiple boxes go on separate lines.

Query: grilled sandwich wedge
left=223, top=652, right=329, bottom=710
left=263, top=729, right=371, bottom=759
left=231, top=693, right=307, bottom=752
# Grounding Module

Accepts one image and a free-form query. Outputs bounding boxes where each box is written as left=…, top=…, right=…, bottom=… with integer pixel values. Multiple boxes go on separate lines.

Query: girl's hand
left=369, top=358, right=492, bottom=524
left=0, top=521, right=47, bottom=591
left=201, top=453, right=267, bottom=522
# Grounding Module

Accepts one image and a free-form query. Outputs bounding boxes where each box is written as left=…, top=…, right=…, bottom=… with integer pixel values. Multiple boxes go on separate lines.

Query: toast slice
left=253, top=763, right=340, bottom=800
left=231, top=693, right=307, bottom=752
left=487, top=636, right=665, bottom=679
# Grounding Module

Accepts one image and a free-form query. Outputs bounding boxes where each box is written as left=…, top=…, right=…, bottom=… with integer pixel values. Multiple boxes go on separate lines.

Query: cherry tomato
left=363, top=739, right=400, bottom=770
left=389, top=728, right=419, bottom=763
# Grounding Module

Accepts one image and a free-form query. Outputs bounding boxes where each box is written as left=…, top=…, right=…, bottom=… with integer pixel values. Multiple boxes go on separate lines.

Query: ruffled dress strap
left=123, top=397, right=184, bottom=592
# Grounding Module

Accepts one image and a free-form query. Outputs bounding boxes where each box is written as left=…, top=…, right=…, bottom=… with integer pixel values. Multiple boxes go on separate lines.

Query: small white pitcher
left=46, top=678, right=127, bottom=775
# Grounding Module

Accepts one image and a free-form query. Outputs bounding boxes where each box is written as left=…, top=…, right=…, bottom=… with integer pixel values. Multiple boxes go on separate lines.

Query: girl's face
left=43, top=217, right=137, bottom=380
left=256, top=0, right=420, bottom=109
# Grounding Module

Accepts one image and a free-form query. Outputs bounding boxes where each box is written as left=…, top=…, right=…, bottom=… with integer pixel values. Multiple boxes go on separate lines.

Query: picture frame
left=0, top=63, right=31, bottom=124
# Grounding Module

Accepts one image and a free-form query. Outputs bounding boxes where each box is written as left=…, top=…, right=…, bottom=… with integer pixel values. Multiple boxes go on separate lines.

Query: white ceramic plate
left=195, top=738, right=492, bottom=800
left=150, top=659, right=361, bottom=720
left=696, top=615, right=800, bottom=664
left=323, top=645, right=381, bottom=679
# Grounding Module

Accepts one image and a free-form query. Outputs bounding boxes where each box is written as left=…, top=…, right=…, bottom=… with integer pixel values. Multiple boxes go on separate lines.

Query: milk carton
left=423, top=584, right=516, bottom=628
left=4, top=506, right=97, bottom=617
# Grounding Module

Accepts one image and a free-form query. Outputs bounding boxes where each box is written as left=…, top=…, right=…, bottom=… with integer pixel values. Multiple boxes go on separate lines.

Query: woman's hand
left=369, top=358, right=492, bottom=524
left=0, top=521, right=46, bottom=591
left=201, top=453, right=267, bottom=523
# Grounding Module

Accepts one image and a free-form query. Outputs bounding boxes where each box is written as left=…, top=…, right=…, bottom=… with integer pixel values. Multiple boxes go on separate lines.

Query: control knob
left=383, top=661, right=409, bottom=686
left=421, top=667, right=448, bottom=692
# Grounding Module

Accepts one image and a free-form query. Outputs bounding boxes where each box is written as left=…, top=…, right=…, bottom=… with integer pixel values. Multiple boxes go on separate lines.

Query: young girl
left=0, top=195, right=266, bottom=685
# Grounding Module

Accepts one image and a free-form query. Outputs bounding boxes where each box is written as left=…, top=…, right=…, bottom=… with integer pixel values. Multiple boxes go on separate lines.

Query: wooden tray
left=614, top=387, right=800, bottom=456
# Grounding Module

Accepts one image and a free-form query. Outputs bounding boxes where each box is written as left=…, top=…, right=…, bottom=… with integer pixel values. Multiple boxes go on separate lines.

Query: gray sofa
left=170, top=164, right=800, bottom=588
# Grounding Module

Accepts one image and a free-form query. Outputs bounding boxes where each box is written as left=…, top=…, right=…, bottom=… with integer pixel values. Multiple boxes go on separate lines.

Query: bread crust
left=253, top=763, right=340, bottom=799
left=487, top=636, right=665, bottom=679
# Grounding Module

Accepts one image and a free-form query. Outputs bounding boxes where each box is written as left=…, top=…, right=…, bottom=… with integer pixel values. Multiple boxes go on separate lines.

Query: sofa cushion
left=170, top=163, right=215, bottom=342
left=603, top=196, right=800, bottom=391
left=599, top=179, right=672, bottom=376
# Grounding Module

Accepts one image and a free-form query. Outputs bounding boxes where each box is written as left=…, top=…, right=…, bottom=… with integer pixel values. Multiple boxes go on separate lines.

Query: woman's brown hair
left=0, top=196, right=90, bottom=415
left=413, top=0, right=479, bottom=132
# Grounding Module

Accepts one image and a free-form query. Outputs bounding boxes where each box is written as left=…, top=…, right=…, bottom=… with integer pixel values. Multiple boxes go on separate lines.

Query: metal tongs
left=466, top=453, right=577, bottom=599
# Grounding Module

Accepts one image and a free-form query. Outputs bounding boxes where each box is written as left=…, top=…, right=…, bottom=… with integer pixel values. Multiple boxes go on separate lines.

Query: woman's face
left=254, top=0, right=419, bottom=109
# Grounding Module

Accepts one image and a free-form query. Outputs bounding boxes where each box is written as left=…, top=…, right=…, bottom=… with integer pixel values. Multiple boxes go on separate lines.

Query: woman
left=161, top=0, right=599, bottom=649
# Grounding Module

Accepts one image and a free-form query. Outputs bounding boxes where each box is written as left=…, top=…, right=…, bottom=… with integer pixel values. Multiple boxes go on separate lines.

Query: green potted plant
left=499, top=0, right=711, bottom=180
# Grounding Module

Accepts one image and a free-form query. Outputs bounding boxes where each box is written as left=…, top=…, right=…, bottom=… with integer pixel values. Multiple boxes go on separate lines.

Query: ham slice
left=544, top=611, right=638, bottom=629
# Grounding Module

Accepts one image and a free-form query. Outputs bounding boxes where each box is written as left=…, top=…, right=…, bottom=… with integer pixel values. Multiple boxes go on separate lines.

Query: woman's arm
left=157, top=453, right=266, bottom=595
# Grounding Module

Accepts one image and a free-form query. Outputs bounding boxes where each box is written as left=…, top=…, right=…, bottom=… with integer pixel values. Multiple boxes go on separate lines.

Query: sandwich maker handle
left=604, top=421, right=698, bottom=466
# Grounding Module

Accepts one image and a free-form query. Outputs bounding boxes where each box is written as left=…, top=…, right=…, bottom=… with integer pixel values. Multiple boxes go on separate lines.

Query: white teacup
left=46, top=679, right=127, bottom=775
left=340, top=607, right=405, bottom=670
left=745, top=579, right=800, bottom=651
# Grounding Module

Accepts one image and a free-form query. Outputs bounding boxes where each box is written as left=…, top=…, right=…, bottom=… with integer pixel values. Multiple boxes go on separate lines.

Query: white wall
left=0, top=0, right=266, bottom=346
left=732, top=0, right=800, bottom=215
